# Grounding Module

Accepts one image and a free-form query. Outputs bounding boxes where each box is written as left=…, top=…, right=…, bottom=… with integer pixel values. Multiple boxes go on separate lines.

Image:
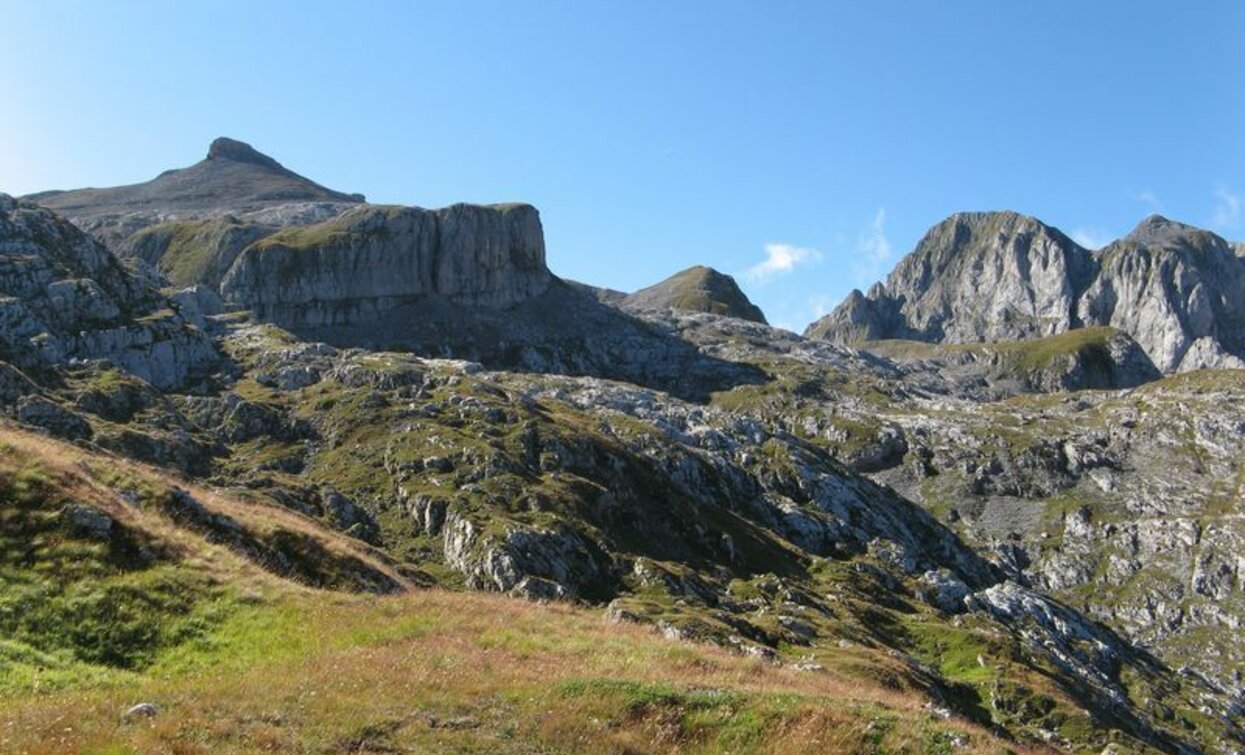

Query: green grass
left=866, top=326, right=1120, bottom=373
left=250, top=205, right=405, bottom=252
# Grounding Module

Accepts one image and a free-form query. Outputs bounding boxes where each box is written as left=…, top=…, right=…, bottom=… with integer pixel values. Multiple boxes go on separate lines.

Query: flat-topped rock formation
left=219, top=202, right=551, bottom=327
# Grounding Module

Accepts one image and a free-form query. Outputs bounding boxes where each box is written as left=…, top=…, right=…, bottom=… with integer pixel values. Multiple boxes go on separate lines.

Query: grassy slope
left=863, top=327, right=1120, bottom=370
left=0, top=424, right=1027, bottom=754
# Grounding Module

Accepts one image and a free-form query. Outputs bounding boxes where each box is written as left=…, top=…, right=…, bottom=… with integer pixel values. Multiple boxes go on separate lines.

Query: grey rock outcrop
left=0, top=194, right=218, bottom=389
left=807, top=211, right=1245, bottom=374
left=24, top=138, right=363, bottom=262
left=220, top=203, right=551, bottom=328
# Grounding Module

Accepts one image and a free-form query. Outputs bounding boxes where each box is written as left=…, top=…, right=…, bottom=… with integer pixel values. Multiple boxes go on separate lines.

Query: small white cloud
left=850, top=207, right=893, bottom=285
left=1134, top=190, right=1163, bottom=212
left=808, top=294, right=833, bottom=320
left=744, top=242, right=821, bottom=284
left=1070, top=227, right=1112, bottom=250
left=1212, top=187, right=1241, bottom=231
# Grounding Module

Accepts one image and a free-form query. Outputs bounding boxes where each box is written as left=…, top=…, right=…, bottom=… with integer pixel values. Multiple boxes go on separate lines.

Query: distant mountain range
left=807, top=211, right=1245, bottom=373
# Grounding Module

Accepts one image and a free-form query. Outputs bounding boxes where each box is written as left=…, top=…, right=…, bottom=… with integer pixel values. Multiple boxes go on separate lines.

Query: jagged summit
left=807, top=209, right=1245, bottom=373
left=623, top=265, right=767, bottom=323
left=205, top=136, right=286, bottom=170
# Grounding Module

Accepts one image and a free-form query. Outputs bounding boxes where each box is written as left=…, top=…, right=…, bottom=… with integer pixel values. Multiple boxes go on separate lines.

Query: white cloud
left=1070, top=227, right=1112, bottom=250
left=808, top=294, right=833, bottom=320
left=744, top=242, right=821, bottom=284
left=1212, top=187, right=1241, bottom=231
left=850, top=207, right=893, bottom=285
left=1134, top=190, right=1163, bottom=212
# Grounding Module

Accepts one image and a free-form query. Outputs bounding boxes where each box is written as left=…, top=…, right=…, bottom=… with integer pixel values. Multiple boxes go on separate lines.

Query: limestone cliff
left=220, top=203, right=551, bottom=328
left=1079, top=216, right=1245, bottom=372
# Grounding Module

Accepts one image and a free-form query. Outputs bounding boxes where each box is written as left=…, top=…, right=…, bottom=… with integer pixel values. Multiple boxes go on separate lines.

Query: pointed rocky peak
left=623, top=265, right=767, bottom=323
left=1122, top=214, right=1212, bottom=248
left=205, top=137, right=285, bottom=171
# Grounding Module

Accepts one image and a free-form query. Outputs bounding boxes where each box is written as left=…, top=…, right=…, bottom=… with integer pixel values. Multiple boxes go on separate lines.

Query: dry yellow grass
left=0, top=423, right=1043, bottom=753
left=0, top=589, right=1042, bottom=754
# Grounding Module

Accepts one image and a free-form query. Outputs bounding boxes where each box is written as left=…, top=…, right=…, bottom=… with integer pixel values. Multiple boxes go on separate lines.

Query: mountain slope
left=8, top=147, right=1244, bottom=751
left=2, top=422, right=1027, bottom=754
left=27, top=137, right=362, bottom=220
left=623, top=265, right=768, bottom=323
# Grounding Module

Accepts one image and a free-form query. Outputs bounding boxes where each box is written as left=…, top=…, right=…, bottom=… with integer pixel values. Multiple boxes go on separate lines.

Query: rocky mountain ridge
left=807, top=211, right=1245, bottom=373
left=6, top=140, right=1244, bottom=752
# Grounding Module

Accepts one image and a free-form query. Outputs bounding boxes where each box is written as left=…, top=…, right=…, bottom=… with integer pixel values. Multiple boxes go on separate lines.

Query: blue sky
left=2, top=1, right=1241, bottom=330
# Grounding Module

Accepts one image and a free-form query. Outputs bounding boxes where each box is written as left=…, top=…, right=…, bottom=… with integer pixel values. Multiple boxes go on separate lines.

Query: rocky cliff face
left=622, top=265, right=767, bottom=323
left=219, top=203, right=551, bottom=328
left=807, top=211, right=1245, bottom=373
left=1080, top=216, right=1245, bottom=372
left=807, top=212, right=1093, bottom=344
left=0, top=194, right=218, bottom=389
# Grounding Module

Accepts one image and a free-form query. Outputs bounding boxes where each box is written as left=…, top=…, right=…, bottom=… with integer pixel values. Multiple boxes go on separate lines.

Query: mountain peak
left=206, top=137, right=284, bottom=171
left=623, top=265, right=767, bottom=323
left=1124, top=214, right=1204, bottom=246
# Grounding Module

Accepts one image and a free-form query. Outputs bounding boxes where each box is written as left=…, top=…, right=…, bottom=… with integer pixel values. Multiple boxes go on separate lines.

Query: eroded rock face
left=807, top=212, right=1245, bottom=373
left=0, top=194, right=218, bottom=389
left=808, top=212, right=1093, bottom=344
left=1079, top=217, right=1245, bottom=372
left=220, top=203, right=551, bottom=328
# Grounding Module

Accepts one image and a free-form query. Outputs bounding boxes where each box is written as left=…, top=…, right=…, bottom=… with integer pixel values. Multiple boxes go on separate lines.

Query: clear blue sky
left=2, top=1, right=1241, bottom=330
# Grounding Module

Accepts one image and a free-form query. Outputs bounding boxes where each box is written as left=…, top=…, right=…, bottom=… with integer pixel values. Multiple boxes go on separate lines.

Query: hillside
left=623, top=265, right=768, bottom=323
left=27, top=137, right=363, bottom=221
left=0, top=422, right=1022, bottom=754
left=5, top=141, right=1244, bottom=752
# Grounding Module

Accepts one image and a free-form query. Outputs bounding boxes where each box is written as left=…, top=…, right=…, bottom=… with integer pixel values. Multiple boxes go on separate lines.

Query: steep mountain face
left=0, top=194, right=217, bottom=389
left=622, top=265, right=767, bottom=323
left=220, top=203, right=551, bottom=326
left=1080, top=216, right=1245, bottom=372
left=807, top=212, right=1093, bottom=344
left=807, top=211, right=1245, bottom=373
